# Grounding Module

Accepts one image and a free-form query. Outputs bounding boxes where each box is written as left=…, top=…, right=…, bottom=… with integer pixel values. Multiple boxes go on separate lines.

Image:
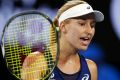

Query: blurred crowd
left=0, top=0, right=58, bottom=41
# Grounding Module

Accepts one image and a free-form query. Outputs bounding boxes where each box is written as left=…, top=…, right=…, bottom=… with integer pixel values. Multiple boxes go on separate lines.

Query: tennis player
left=49, top=0, right=104, bottom=80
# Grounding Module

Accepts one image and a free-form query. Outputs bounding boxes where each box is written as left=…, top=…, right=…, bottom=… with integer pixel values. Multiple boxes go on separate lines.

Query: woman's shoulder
left=86, top=59, right=97, bottom=69
left=86, top=59, right=97, bottom=80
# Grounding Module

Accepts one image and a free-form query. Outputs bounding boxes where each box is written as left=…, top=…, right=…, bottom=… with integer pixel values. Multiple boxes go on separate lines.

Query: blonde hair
left=54, top=0, right=87, bottom=27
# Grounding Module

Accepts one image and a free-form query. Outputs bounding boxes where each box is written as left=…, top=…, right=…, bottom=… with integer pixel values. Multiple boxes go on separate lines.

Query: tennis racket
left=1, top=10, right=59, bottom=80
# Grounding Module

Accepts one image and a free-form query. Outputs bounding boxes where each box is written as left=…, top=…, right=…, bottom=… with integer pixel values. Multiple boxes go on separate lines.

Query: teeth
left=84, top=37, right=88, bottom=39
left=80, top=37, right=89, bottom=40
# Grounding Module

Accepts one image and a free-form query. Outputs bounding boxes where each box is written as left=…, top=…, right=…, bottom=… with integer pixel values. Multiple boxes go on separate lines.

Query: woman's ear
left=59, top=22, right=66, bottom=33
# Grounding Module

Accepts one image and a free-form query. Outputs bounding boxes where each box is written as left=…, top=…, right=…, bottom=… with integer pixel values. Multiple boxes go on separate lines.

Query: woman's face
left=60, top=14, right=96, bottom=50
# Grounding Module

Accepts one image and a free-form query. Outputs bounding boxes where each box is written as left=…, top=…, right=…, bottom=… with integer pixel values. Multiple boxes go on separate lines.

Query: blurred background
left=0, top=0, right=120, bottom=80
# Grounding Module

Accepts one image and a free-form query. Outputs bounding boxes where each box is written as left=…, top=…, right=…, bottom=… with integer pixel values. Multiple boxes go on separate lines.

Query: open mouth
left=80, top=37, right=90, bottom=40
left=80, top=37, right=91, bottom=46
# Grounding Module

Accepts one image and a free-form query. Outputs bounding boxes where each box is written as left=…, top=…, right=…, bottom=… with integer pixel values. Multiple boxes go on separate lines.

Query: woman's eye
left=78, top=23, right=85, bottom=26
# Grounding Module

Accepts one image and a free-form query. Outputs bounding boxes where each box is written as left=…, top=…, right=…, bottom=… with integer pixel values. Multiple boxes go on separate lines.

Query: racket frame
left=1, top=10, right=59, bottom=80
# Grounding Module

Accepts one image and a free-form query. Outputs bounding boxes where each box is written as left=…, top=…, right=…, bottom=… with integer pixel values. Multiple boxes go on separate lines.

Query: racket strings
left=3, top=13, right=57, bottom=79
left=5, top=44, right=31, bottom=77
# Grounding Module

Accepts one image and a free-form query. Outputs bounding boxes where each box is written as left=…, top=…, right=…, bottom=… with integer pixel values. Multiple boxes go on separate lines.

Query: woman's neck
left=59, top=37, right=78, bottom=58
left=57, top=38, right=80, bottom=74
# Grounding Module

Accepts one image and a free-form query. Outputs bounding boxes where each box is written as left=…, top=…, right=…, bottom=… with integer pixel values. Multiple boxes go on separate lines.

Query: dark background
left=0, top=0, right=120, bottom=80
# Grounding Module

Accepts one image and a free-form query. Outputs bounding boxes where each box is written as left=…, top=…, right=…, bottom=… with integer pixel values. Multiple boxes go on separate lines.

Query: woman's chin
left=79, top=46, right=88, bottom=51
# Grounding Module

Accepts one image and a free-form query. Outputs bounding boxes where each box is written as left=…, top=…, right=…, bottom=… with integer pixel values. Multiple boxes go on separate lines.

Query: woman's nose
left=85, top=24, right=94, bottom=34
